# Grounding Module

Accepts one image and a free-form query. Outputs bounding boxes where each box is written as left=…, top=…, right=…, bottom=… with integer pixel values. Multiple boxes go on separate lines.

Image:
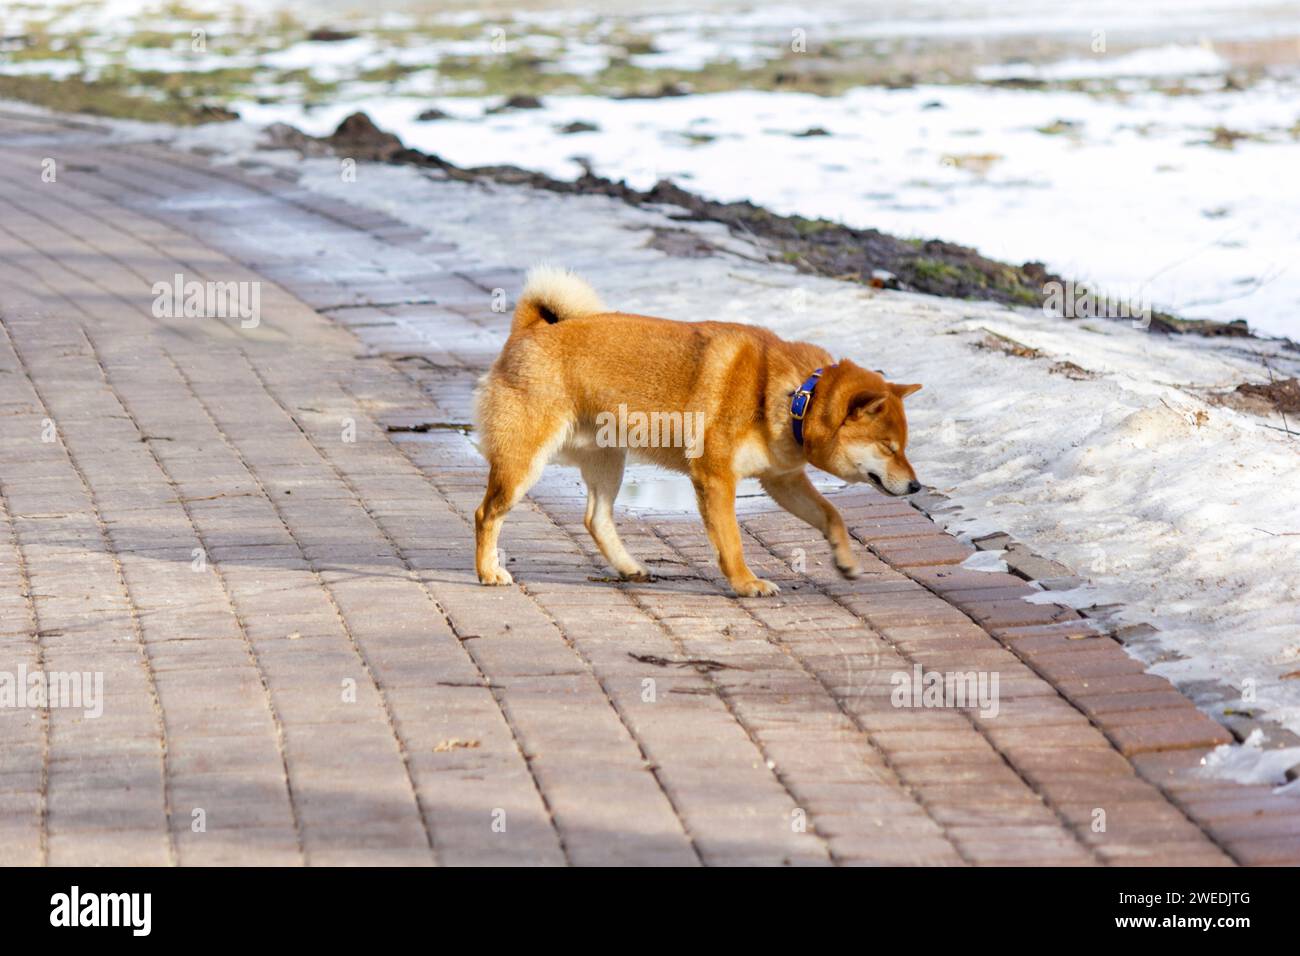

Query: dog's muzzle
left=867, top=473, right=922, bottom=496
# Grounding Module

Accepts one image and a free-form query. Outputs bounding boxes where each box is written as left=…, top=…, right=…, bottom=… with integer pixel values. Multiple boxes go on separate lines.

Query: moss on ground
left=0, top=74, right=235, bottom=124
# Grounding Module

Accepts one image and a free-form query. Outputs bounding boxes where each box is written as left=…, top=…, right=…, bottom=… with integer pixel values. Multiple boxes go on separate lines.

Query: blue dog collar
left=790, top=366, right=832, bottom=447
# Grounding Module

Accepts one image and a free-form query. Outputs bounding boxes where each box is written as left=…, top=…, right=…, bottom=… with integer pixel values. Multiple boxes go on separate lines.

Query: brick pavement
left=0, top=108, right=1296, bottom=865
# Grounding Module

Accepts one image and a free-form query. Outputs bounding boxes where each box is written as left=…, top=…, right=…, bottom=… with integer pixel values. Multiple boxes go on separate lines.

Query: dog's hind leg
left=475, top=410, right=570, bottom=586
left=691, top=471, right=779, bottom=597
left=760, top=471, right=861, bottom=579
left=574, top=448, right=649, bottom=581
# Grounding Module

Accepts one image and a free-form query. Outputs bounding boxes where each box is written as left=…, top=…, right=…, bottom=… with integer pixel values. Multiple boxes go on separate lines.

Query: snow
left=1199, top=730, right=1300, bottom=787
left=8, top=1, right=1300, bottom=336
left=975, top=44, right=1230, bottom=81
left=962, top=550, right=1011, bottom=574
left=627, top=37, right=767, bottom=71
left=165, top=135, right=1300, bottom=737
left=232, top=79, right=1300, bottom=339
left=0, top=59, right=84, bottom=78
left=260, top=37, right=378, bottom=73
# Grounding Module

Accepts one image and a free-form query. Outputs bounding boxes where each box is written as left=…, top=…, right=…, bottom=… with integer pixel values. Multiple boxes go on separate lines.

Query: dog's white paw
left=479, top=566, right=514, bottom=586
left=836, top=560, right=862, bottom=580
left=735, top=578, right=781, bottom=598
left=619, top=566, right=654, bottom=583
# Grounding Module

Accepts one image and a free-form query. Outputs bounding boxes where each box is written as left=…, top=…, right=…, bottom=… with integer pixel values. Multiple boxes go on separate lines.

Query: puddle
left=618, top=469, right=735, bottom=511
left=618, top=464, right=847, bottom=512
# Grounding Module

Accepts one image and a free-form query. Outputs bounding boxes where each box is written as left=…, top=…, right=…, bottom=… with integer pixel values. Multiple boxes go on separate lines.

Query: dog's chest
left=731, top=436, right=773, bottom=479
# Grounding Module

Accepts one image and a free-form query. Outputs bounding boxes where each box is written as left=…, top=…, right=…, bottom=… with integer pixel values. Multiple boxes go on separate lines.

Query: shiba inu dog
left=474, top=266, right=923, bottom=597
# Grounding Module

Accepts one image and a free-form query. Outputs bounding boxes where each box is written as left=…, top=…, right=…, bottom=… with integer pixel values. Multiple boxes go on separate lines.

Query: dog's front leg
left=760, top=471, right=861, bottom=579
left=692, top=473, right=780, bottom=597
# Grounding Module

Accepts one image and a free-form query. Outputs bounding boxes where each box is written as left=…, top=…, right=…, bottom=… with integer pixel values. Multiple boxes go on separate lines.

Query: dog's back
left=483, top=266, right=821, bottom=450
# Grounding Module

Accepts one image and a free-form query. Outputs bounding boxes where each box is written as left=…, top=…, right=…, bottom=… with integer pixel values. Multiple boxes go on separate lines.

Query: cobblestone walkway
left=1, top=109, right=1297, bottom=865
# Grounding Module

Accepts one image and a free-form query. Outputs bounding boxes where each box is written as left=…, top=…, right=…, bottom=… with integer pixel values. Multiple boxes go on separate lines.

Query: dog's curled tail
left=511, top=265, right=606, bottom=334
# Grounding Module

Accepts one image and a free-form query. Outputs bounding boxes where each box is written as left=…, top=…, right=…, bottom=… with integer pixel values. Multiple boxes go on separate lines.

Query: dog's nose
left=907, top=480, right=922, bottom=494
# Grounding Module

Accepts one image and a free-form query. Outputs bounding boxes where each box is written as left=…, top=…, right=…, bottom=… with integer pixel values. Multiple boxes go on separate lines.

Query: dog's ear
left=890, top=382, right=923, bottom=399
left=847, top=390, right=888, bottom=420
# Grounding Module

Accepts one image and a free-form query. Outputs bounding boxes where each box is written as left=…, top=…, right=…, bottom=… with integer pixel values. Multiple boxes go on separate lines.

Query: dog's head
left=801, top=360, right=923, bottom=496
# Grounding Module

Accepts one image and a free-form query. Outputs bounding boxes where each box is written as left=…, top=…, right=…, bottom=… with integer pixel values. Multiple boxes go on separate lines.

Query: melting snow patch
left=961, top=549, right=1009, bottom=573
left=1198, top=729, right=1300, bottom=788
left=976, top=44, right=1229, bottom=81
